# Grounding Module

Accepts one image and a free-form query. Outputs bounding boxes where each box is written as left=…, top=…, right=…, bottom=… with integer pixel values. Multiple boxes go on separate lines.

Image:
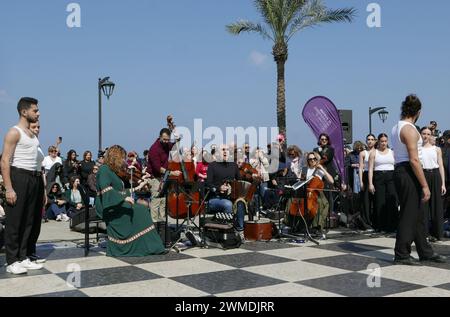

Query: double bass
left=165, top=116, right=204, bottom=219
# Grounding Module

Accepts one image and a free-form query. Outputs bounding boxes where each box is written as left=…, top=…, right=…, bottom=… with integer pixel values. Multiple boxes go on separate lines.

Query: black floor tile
left=56, top=266, right=161, bottom=288
left=330, top=233, right=375, bottom=241
left=172, top=269, right=285, bottom=294
left=204, top=252, right=294, bottom=268
left=297, top=272, right=424, bottom=297
left=303, top=254, right=392, bottom=272
left=435, top=283, right=450, bottom=291
left=311, top=242, right=387, bottom=254
left=240, top=241, right=298, bottom=252
left=31, top=290, right=88, bottom=297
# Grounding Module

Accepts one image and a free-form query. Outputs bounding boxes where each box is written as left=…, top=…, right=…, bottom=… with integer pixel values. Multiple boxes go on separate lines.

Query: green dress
left=95, top=165, right=165, bottom=257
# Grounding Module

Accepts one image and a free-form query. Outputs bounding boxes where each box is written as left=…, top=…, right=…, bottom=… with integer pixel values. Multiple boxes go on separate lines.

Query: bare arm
left=1, top=128, right=20, bottom=205
left=368, top=150, right=376, bottom=194
left=317, top=164, right=334, bottom=185
left=401, top=125, right=430, bottom=202
left=437, top=147, right=447, bottom=195
left=359, top=151, right=365, bottom=190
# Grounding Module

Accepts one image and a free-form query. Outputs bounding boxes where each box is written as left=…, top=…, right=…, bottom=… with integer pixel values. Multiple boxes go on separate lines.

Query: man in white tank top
left=1, top=97, right=46, bottom=274
left=391, top=95, right=445, bottom=265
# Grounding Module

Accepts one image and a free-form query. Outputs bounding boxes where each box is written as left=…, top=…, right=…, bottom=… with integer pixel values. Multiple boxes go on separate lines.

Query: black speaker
left=70, top=208, right=106, bottom=233
left=339, top=110, right=353, bottom=144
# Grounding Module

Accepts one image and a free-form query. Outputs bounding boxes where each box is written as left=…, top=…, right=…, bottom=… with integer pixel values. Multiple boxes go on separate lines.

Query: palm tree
left=227, top=0, right=356, bottom=140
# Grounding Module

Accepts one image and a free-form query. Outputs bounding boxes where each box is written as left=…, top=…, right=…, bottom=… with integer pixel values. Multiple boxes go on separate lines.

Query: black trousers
left=394, top=164, right=433, bottom=260
left=373, top=171, right=398, bottom=232
left=360, top=172, right=374, bottom=228
left=5, top=168, right=44, bottom=265
left=423, top=169, right=444, bottom=239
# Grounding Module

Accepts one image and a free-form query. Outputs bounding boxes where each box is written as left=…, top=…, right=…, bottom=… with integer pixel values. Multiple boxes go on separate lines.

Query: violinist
left=95, top=145, right=165, bottom=257
left=146, top=126, right=182, bottom=232
left=206, top=144, right=246, bottom=241
left=300, top=152, right=335, bottom=235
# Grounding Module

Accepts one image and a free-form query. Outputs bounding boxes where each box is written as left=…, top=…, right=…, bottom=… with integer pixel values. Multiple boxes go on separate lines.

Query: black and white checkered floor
left=1, top=232, right=450, bottom=297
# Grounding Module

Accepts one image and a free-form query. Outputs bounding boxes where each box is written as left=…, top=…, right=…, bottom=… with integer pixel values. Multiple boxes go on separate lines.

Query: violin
left=117, top=162, right=144, bottom=186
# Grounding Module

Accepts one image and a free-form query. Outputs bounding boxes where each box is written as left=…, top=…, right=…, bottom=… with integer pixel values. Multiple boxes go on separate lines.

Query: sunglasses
left=320, top=138, right=328, bottom=141
left=308, top=158, right=317, bottom=161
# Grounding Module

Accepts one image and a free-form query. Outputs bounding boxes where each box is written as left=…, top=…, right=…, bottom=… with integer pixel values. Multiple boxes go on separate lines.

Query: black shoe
left=393, top=256, right=421, bottom=266
left=420, top=253, right=447, bottom=263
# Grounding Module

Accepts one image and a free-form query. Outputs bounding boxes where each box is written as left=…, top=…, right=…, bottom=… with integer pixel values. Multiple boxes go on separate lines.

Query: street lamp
left=369, top=107, right=389, bottom=134
left=98, top=77, right=115, bottom=154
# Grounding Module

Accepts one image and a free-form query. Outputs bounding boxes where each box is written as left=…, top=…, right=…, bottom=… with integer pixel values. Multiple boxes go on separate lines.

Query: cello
left=165, top=116, right=203, bottom=219
left=289, top=176, right=324, bottom=220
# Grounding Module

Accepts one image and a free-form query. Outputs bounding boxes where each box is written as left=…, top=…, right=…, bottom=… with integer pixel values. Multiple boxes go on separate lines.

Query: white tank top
left=421, top=146, right=439, bottom=169
left=391, top=121, right=423, bottom=164
left=363, top=150, right=370, bottom=172
left=374, top=149, right=395, bottom=171
left=11, top=126, right=45, bottom=171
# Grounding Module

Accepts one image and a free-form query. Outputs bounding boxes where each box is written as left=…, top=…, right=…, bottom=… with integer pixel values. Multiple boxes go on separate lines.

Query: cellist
left=300, top=152, right=335, bottom=236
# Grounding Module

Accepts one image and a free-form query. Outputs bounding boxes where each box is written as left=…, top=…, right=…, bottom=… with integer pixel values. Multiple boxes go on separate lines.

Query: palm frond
left=226, top=20, right=274, bottom=41
left=287, top=0, right=356, bottom=40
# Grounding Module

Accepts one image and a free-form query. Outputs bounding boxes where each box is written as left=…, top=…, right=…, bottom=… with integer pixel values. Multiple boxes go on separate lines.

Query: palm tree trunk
left=276, top=59, right=286, bottom=140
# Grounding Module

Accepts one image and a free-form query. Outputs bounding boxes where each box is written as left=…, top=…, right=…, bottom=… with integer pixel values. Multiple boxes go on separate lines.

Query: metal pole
left=369, top=107, right=372, bottom=134
left=98, top=79, right=102, bottom=154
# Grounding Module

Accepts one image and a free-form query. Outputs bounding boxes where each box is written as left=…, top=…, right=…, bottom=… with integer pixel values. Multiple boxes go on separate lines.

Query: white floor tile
left=136, top=258, right=235, bottom=277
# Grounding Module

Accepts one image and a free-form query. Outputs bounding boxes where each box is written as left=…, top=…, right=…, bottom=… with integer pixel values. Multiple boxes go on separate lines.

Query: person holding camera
left=63, top=149, right=80, bottom=187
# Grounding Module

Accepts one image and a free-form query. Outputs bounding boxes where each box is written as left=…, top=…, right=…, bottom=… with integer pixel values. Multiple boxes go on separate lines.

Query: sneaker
left=56, top=214, right=62, bottom=222
left=61, top=214, right=70, bottom=222
left=6, top=262, right=28, bottom=275
left=20, top=258, right=44, bottom=270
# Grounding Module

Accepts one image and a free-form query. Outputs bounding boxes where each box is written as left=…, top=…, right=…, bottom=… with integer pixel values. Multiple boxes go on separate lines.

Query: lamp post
left=98, top=77, right=115, bottom=154
left=369, top=107, right=389, bottom=134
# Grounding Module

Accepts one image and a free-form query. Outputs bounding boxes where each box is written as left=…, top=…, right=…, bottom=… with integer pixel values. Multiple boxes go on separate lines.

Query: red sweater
left=146, top=139, right=174, bottom=178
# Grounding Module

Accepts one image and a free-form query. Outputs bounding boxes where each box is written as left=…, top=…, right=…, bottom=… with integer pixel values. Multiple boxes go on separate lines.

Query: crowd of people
left=1, top=95, right=449, bottom=274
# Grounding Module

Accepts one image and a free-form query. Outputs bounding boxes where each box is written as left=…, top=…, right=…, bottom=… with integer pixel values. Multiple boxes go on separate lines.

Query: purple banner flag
left=302, top=96, right=346, bottom=183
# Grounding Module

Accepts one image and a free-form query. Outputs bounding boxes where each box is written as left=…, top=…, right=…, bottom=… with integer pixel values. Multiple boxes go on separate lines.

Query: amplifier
left=203, top=220, right=241, bottom=249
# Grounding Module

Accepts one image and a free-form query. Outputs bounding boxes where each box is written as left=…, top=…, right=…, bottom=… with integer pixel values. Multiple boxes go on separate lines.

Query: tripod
left=167, top=181, right=206, bottom=252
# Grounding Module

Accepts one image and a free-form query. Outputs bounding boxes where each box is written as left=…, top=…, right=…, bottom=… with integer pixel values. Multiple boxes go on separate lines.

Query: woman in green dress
left=95, top=145, right=165, bottom=257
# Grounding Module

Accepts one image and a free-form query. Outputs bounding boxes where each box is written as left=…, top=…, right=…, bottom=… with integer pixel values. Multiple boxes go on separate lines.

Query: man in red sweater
left=146, top=128, right=181, bottom=240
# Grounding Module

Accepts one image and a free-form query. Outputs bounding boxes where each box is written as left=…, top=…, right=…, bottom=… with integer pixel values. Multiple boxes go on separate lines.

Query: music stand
left=282, top=177, right=320, bottom=245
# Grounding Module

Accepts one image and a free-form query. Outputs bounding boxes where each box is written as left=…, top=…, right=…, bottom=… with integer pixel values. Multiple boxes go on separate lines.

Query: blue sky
left=1, top=0, right=450, bottom=157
